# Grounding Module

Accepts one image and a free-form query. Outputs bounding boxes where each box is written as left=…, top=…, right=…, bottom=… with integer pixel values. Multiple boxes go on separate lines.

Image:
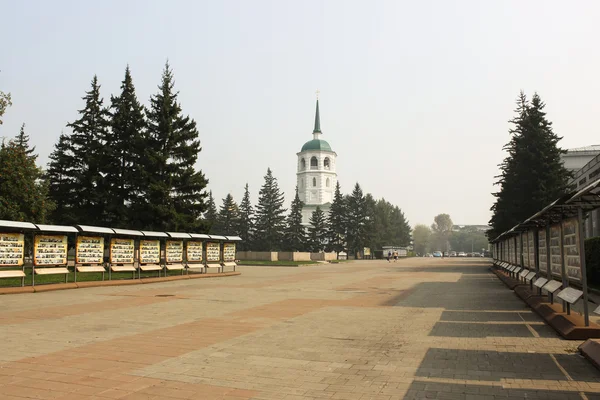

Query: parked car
left=450, top=251, right=457, bottom=257
left=473, top=252, right=481, bottom=257
left=458, top=252, right=466, bottom=257
left=443, top=252, right=449, bottom=257
left=432, top=251, right=442, bottom=257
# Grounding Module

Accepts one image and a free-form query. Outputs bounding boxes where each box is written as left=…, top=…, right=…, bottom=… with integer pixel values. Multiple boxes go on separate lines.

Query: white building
left=297, top=100, right=337, bottom=225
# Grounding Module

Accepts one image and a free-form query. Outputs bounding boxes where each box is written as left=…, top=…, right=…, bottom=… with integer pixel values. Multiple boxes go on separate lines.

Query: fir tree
left=103, top=66, right=146, bottom=227
left=284, top=187, right=306, bottom=251
left=46, top=133, right=78, bottom=224
left=67, top=75, right=109, bottom=224
left=308, top=206, right=327, bottom=252
left=0, top=140, right=53, bottom=222
left=237, top=183, right=254, bottom=250
left=254, top=168, right=286, bottom=251
left=138, top=62, right=209, bottom=231
left=345, top=183, right=367, bottom=256
left=204, top=191, right=218, bottom=232
left=326, top=181, right=347, bottom=253
left=215, top=193, right=240, bottom=234
left=489, top=92, right=571, bottom=239
left=15, top=123, right=35, bottom=158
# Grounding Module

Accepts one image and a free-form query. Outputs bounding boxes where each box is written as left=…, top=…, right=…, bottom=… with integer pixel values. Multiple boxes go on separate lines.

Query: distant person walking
left=387, top=251, right=391, bottom=262
left=393, top=250, right=398, bottom=262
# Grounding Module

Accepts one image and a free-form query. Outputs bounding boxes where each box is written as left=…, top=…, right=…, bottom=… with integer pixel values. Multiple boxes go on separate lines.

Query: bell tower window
left=324, top=157, right=330, bottom=170
left=313, top=177, right=317, bottom=187
left=310, top=157, right=318, bottom=169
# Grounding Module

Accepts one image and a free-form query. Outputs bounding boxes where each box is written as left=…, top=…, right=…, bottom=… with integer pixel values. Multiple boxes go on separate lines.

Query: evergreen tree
left=254, top=168, right=286, bottom=251
left=103, top=66, right=146, bottom=227
left=15, top=123, right=35, bottom=158
left=284, top=187, right=306, bottom=251
left=67, top=75, right=109, bottom=224
left=237, top=183, right=254, bottom=250
left=345, top=183, right=367, bottom=256
left=137, top=62, right=209, bottom=231
left=489, top=92, right=571, bottom=239
left=204, top=191, right=218, bottom=232
left=308, top=206, right=327, bottom=252
left=363, top=193, right=377, bottom=250
left=46, top=133, right=78, bottom=224
left=0, top=139, right=53, bottom=222
left=215, top=193, right=240, bottom=234
left=0, top=90, right=11, bottom=125
left=326, top=182, right=347, bottom=253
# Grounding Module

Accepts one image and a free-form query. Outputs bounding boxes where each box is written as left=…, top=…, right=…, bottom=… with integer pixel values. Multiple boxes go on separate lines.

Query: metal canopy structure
left=0, top=220, right=37, bottom=230
left=225, top=236, right=242, bottom=241
left=75, top=225, right=114, bottom=234
left=141, top=230, right=169, bottom=238
left=209, top=235, right=228, bottom=241
left=166, top=232, right=192, bottom=239
left=112, top=228, right=144, bottom=237
left=35, top=224, right=79, bottom=233
left=190, top=233, right=210, bottom=239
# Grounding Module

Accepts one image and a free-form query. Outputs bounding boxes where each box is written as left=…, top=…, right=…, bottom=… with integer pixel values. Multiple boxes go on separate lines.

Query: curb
left=0, top=272, right=241, bottom=295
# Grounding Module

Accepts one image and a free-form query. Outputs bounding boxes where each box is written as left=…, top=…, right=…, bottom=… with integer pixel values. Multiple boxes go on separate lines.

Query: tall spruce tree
left=489, top=92, right=571, bottom=239
left=137, top=62, right=209, bottom=231
left=284, top=187, right=306, bottom=251
left=237, top=183, right=254, bottom=250
left=215, top=193, right=240, bottom=234
left=0, top=139, right=53, bottom=223
left=254, top=168, right=286, bottom=251
left=15, top=124, right=35, bottom=158
left=326, top=181, right=347, bottom=253
left=345, top=183, right=367, bottom=256
left=204, top=191, right=218, bottom=233
left=67, top=75, right=109, bottom=224
left=308, top=206, right=327, bottom=252
left=103, top=66, right=146, bottom=227
left=46, top=133, right=78, bottom=224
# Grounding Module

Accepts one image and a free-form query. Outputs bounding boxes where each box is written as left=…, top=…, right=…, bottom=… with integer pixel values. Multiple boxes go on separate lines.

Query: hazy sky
left=2, top=1, right=600, bottom=227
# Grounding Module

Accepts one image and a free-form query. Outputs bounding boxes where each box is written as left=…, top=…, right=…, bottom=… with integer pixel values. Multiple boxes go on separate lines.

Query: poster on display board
left=538, top=229, right=547, bottom=270
left=508, top=239, right=514, bottom=264
left=528, top=231, right=535, bottom=269
left=206, top=242, right=220, bottom=262
left=522, top=233, right=529, bottom=268
left=76, top=236, right=104, bottom=264
left=110, top=238, right=134, bottom=264
left=0, top=233, right=24, bottom=266
left=166, top=240, right=183, bottom=263
left=187, top=241, right=203, bottom=263
left=562, top=218, right=582, bottom=282
left=223, top=243, right=236, bottom=261
left=34, top=235, right=68, bottom=266
left=140, top=240, right=160, bottom=264
left=549, top=225, right=562, bottom=279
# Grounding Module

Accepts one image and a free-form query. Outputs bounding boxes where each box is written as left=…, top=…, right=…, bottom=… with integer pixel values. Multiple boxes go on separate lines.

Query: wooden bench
left=165, top=264, right=185, bottom=275
left=187, top=263, right=205, bottom=274
left=33, top=266, right=70, bottom=285
left=109, top=264, right=137, bottom=280
left=205, top=263, right=222, bottom=273
left=139, top=264, right=162, bottom=277
left=222, top=262, right=236, bottom=272
left=0, top=269, right=26, bottom=287
left=75, top=265, right=106, bottom=282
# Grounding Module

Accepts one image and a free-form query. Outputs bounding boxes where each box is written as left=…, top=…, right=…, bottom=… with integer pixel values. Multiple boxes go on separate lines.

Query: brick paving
left=1, top=258, right=600, bottom=399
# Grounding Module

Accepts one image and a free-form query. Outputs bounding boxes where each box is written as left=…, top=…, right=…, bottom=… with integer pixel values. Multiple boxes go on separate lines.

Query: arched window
left=326, top=178, right=330, bottom=187
left=324, top=157, right=330, bottom=170
left=310, top=156, right=318, bottom=169
left=300, top=158, right=306, bottom=170
left=313, top=177, right=317, bottom=187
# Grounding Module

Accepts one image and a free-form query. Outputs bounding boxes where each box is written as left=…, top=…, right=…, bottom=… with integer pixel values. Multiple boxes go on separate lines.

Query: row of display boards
left=0, top=220, right=242, bottom=286
left=490, top=177, right=600, bottom=327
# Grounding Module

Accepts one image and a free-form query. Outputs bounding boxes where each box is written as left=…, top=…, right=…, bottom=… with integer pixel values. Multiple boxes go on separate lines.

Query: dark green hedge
left=586, top=237, right=600, bottom=286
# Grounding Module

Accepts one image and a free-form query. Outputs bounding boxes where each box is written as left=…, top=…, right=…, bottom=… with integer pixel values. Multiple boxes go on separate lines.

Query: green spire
left=313, top=99, right=321, bottom=134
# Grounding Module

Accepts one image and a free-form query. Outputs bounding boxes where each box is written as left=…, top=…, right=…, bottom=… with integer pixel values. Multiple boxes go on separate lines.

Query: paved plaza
left=1, top=258, right=600, bottom=399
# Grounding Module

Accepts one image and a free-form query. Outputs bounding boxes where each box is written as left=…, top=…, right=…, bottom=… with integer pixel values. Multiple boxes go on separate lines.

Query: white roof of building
left=566, top=145, right=600, bottom=153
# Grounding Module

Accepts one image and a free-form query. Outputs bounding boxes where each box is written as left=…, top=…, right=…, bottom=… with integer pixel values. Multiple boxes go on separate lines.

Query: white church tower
left=297, top=98, right=337, bottom=225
